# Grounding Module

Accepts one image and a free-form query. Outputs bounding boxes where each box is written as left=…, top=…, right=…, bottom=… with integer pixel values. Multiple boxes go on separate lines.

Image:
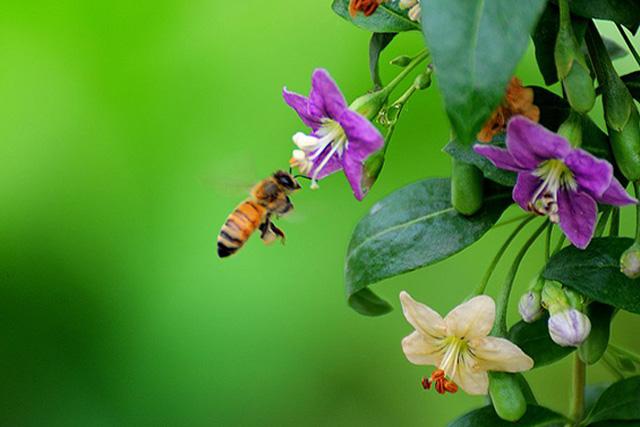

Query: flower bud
left=390, top=55, right=412, bottom=67
left=541, top=281, right=569, bottom=314
left=548, top=308, right=591, bottom=347
left=349, top=90, right=389, bottom=121
left=360, top=147, right=386, bottom=196
left=518, top=291, right=544, bottom=323
left=413, top=68, right=432, bottom=91
left=620, top=242, right=640, bottom=279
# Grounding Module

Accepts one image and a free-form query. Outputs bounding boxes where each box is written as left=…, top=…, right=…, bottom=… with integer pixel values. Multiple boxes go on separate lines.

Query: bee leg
left=259, top=217, right=278, bottom=245
left=274, top=196, right=294, bottom=216
left=269, top=222, right=286, bottom=245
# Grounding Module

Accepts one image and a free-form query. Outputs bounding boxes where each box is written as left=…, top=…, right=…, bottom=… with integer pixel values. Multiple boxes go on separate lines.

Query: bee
left=217, top=170, right=302, bottom=258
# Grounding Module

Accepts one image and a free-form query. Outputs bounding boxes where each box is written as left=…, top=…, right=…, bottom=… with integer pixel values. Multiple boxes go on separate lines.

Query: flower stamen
left=528, top=159, right=576, bottom=223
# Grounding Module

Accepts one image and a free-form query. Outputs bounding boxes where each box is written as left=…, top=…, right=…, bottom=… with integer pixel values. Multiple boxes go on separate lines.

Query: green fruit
left=451, top=158, right=484, bottom=216
left=489, top=372, right=527, bottom=422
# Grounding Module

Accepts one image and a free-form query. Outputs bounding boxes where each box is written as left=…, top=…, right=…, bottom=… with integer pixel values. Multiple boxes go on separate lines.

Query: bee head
left=273, top=170, right=301, bottom=191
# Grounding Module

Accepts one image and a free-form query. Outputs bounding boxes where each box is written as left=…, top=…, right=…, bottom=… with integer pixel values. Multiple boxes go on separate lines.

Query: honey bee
left=217, top=170, right=302, bottom=258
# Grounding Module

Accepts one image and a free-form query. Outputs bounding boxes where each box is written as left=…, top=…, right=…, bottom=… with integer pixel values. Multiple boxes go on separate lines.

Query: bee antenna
left=294, top=174, right=312, bottom=181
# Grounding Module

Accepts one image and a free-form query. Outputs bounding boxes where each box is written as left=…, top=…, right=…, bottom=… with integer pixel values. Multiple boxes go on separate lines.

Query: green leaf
left=585, top=383, right=612, bottom=414
left=599, top=37, right=629, bottom=61
left=508, top=315, right=574, bottom=368
left=585, top=376, right=640, bottom=424
left=345, top=178, right=511, bottom=316
left=621, top=71, right=640, bottom=102
left=543, top=238, right=640, bottom=314
left=421, top=0, right=547, bottom=144
left=448, top=405, right=567, bottom=427
left=369, top=33, right=396, bottom=90
left=331, top=0, right=420, bottom=33
left=444, top=136, right=516, bottom=187
left=589, top=421, right=640, bottom=427
left=565, top=0, right=640, bottom=32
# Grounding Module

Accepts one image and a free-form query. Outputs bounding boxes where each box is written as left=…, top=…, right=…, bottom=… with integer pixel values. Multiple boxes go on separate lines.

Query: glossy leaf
left=421, top=0, right=546, bottom=144
left=565, top=0, right=640, bottom=32
left=444, top=136, right=516, bottom=187
left=448, top=405, right=567, bottom=427
left=585, top=376, right=640, bottom=424
left=331, top=0, right=419, bottom=33
left=345, top=178, right=511, bottom=316
left=508, top=315, right=574, bottom=368
left=543, top=238, right=640, bottom=314
left=369, top=33, right=396, bottom=89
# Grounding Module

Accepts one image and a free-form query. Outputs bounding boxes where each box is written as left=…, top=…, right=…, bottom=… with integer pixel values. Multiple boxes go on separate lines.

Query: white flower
left=548, top=308, right=591, bottom=347
left=518, top=290, right=544, bottom=323
left=400, top=291, right=534, bottom=395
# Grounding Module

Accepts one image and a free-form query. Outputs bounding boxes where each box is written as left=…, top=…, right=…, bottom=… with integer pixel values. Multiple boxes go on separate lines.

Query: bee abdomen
left=217, top=200, right=265, bottom=258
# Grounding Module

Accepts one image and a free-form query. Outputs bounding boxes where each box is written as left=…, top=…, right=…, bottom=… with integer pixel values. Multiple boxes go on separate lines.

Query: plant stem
left=601, top=353, right=625, bottom=381
left=472, top=216, right=536, bottom=296
left=494, top=213, right=533, bottom=228
left=609, top=343, right=640, bottom=364
left=595, top=207, right=612, bottom=238
left=553, top=234, right=567, bottom=255
left=635, top=181, right=640, bottom=242
left=611, top=208, right=621, bottom=237
left=383, top=49, right=429, bottom=96
left=545, top=222, right=553, bottom=261
left=616, top=24, right=640, bottom=67
left=570, top=354, right=586, bottom=425
left=492, top=220, right=548, bottom=336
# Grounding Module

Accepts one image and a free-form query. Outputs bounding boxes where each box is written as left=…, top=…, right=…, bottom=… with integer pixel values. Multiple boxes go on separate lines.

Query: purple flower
left=283, top=69, right=384, bottom=200
left=548, top=308, right=591, bottom=347
left=474, top=116, right=637, bottom=249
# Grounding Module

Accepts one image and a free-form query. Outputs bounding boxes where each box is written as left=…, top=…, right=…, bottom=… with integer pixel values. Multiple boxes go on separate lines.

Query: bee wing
left=200, top=151, right=261, bottom=197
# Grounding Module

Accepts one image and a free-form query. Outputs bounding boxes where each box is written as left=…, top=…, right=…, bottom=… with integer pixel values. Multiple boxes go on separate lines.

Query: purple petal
left=513, top=172, right=541, bottom=211
left=282, top=87, right=322, bottom=131
left=342, top=152, right=366, bottom=200
left=557, top=189, right=597, bottom=249
left=309, top=69, right=347, bottom=120
left=564, top=149, right=613, bottom=198
left=506, top=116, right=571, bottom=169
left=473, top=144, right=525, bottom=172
left=339, top=109, right=384, bottom=161
left=597, top=177, right=638, bottom=206
left=310, top=145, right=343, bottom=180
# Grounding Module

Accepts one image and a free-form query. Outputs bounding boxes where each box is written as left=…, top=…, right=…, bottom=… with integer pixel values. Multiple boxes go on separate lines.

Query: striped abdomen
left=217, top=200, right=266, bottom=258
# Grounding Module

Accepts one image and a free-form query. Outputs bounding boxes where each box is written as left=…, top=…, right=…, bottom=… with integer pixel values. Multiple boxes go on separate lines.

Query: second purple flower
left=474, top=116, right=637, bottom=249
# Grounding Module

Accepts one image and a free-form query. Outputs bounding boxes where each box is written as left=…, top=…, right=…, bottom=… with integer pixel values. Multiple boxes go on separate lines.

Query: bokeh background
left=1, top=2, right=638, bottom=426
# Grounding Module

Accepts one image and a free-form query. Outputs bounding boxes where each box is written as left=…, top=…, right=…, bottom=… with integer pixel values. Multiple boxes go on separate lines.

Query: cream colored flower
left=400, top=291, right=534, bottom=395
left=398, top=0, right=421, bottom=22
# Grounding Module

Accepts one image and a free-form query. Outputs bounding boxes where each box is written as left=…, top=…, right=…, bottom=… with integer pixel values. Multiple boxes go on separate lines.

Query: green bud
left=620, top=242, right=640, bottom=279
left=390, top=55, right=412, bottom=67
left=450, top=159, right=484, bottom=216
left=609, top=108, right=640, bottom=182
left=349, top=89, right=389, bottom=121
left=413, top=68, right=432, bottom=90
left=557, top=110, right=583, bottom=147
left=489, top=372, right=527, bottom=422
left=562, top=60, right=596, bottom=114
left=541, top=281, right=569, bottom=314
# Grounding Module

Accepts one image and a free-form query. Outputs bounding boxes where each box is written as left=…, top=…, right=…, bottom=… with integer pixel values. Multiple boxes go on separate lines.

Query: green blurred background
left=1, top=2, right=638, bottom=426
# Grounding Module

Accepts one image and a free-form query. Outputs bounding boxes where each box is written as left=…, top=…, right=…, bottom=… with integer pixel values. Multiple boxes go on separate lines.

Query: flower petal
left=401, top=331, right=444, bottom=366
left=512, top=172, right=541, bottom=211
left=454, top=353, right=489, bottom=395
left=309, top=69, right=348, bottom=120
left=444, top=295, right=495, bottom=339
left=506, top=116, right=571, bottom=169
left=399, top=291, right=447, bottom=339
left=564, top=149, right=613, bottom=199
left=473, top=144, right=524, bottom=172
left=340, top=109, right=385, bottom=157
left=342, top=153, right=366, bottom=200
left=596, top=177, right=638, bottom=206
left=282, top=88, right=322, bottom=131
left=557, top=189, right=597, bottom=249
left=469, top=336, right=534, bottom=372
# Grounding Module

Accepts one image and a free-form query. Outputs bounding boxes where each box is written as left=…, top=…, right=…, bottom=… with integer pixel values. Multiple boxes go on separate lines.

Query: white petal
left=401, top=331, right=444, bottom=366
left=454, top=352, right=489, bottom=395
left=444, top=295, right=495, bottom=339
left=398, top=0, right=417, bottom=9
left=469, top=336, right=534, bottom=372
left=399, top=291, right=447, bottom=339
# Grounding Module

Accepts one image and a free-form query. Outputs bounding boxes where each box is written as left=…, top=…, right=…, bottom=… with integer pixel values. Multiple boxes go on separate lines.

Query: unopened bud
left=390, top=55, right=412, bottom=67
left=621, top=242, right=640, bottom=279
left=349, top=89, right=389, bottom=121
left=518, top=291, right=544, bottom=323
left=541, top=281, right=569, bottom=314
left=548, top=308, right=592, bottom=347
left=414, top=68, right=432, bottom=90
left=360, top=147, right=386, bottom=196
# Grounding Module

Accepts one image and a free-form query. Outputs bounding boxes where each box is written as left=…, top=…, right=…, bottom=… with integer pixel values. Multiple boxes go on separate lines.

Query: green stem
left=609, top=343, right=640, bottom=364
left=570, top=354, right=586, bottom=425
left=601, top=353, right=625, bottom=381
left=616, top=24, right=640, bottom=67
left=545, top=222, right=553, bottom=262
left=494, top=213, right=533, bottom=229
left=558, top=0, right=571, bottom=31
left=383, top=49, right=429, bottom=96
left=634, top=181, right=640, bottom=242
left=553, top=234, right=567, bottom=255
left=472, top=216, right=536, bottom=296
left=595, top=207, right=612, bottom=238
left=611, top=208, right=621, bottom=237
left=492, top=220, right=548, bottom=336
